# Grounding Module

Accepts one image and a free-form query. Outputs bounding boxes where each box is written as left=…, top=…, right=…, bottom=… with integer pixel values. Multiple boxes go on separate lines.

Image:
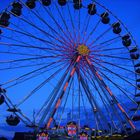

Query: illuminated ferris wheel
left=0, top=0, right=140, bottom=139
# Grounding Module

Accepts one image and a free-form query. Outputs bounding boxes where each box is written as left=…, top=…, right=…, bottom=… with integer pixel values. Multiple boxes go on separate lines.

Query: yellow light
left=97, top=130, right=102, bottom=133
left=77, top=44, right=90, bottom=56
left=112, top=134, right=122, bottom=137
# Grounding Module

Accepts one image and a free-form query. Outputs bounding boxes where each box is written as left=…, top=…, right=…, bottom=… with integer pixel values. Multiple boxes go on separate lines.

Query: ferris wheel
left=0, top=0, right=140, bottom=138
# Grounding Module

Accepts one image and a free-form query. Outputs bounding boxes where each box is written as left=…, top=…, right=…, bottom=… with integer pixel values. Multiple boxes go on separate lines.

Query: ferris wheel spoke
left=84, top=68, right=129, bottom=131
left=80, top=64, right=117, bottom=130
left=11, top=20, right=70, bottom=53
left=35, top=60, right=74, bottom=122
left=36, top=56, right=81, bottom=129
left=97, top=67, right=136, bottom=84
left=80, top=72, right=106, bottom=131
left=82, top=66, right=132, bottom=132
left=34, top=7, right=72, bottom=48
left=56, top=77, right=73, bottom=129
left=80, top=75, right=100, bottom=130
left=67, top=3, right=77, bottom=44
left=40, top=3, right=73, bottom=45
left=90, top=57, right=136, bottom=74
left=0, top=35, right=38, bottom=49
left=84, top=19, right=101, bottom=45
left=78, top=6, right=82, bottom=45
left=81, top=15, right=90, bottom=43
left=37, top=77, right=66, bottom=128
left=16, top=63, right=67, bottom=107
left=94, top=67, right=137, bottom=105
left=45, top=55, right=81, bottom=129
left=12, top=112, right=32, bottom=126
left=77, top=69, right=82, bottom=131
left=98, top=86, right=129, bottom=131
left=0, top=25, right=63, bottom=50
left=79, top=72, right=111, bottom=132
left=92, top=41, right=122, bottom=52
left=35, top=68, right=69, bottom=121
left=0, top=55, right=62, bottom=64
left=9, top=8, right=72, bottom=50
left=80, top=86, right=90, bottom=125
left=97, top=67, right=136, bottom=89
left=88, top=27, right=112, bottom=47
left=90, top=53, right=132, bottom=61
left=90, top=36, right=120, bottom=49
left=0, top=41, right=68, bottom=56
left=0, top=50, right=47, bottom=57
left=73, top=5, right=79, bottom=44
left=90, top=78, right=118, bottom=131
left=4, top=20, right=71, bottom=53
left=92, top=58, right=134, bottom=68
left=81, top=2, right=94, bottom=43
left=93, top=49, right=131, bottom=56
left=0, top=62, right=50, bottom=71
left=22, top=1, right=72, bottom=49
left=86, top=57, right=136, bottom=130
left=3, top=95, right=33, bottom=125
left=2, top=59, right=64, bottom=87
left=81, top=65, right=113, bottom=119
left=93, top=47, right=125, bottom=53
left=54, top=3, right=75, bottom=45
left=91, top=59, right=136, bottom=88
left=5, top=60, right=66, bottom=90
left=18, top=111, right=34, bottom=125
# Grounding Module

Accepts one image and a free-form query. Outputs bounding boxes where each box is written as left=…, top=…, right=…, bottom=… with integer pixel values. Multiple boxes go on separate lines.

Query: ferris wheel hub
left=77, top=44, right=90, bottom=56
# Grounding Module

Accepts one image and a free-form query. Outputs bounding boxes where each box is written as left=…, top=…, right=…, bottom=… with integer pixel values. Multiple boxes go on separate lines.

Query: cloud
left=0, top=129, right=14, bottom=139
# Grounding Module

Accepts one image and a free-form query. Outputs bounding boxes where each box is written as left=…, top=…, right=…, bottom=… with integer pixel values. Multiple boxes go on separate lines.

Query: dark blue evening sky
left=0, top=0, right=140, bottom=139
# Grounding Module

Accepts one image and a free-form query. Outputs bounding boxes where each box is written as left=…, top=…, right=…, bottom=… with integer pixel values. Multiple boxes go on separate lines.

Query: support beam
left=79, top=73, right=110, bottom=133
left=46, top=55, right=81, bottom=129
left=86, top=57, right=136, bottom=131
